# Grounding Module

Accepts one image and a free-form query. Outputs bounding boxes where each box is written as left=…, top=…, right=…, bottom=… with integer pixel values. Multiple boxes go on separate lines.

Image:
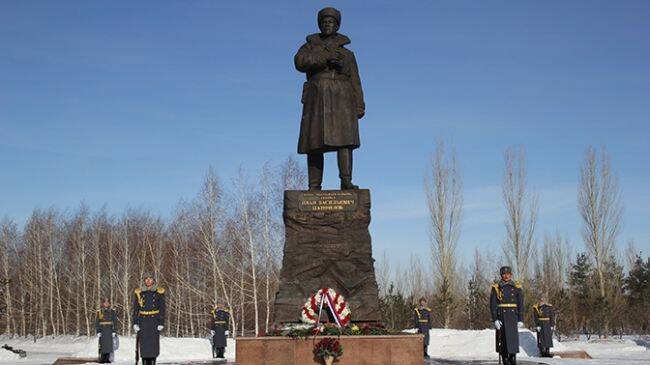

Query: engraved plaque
left=298, top=191, right=358, bottom=212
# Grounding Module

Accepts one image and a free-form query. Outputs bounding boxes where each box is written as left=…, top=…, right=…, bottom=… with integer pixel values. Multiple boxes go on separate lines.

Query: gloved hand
left=210, top=330, right=215, bottom=336
left=112, top=332, right=117, bottom=337
left=536, top=326, right=541, bottom=332
left=225, top=330, right=230, bottom=336
left=157, top=325, right=164, bottom=331
left=133, top=324, right=140, bottom=332
left=96, top=333, right=101, bottom=338
left=551, top=326, right=555, bottom=331
left=494, top=320, right=502, bottom=330
left=517, top=322, right=524, bottom=328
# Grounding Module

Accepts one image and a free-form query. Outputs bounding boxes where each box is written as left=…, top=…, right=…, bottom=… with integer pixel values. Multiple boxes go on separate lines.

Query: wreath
left=301, top=287, right=351, bottom=327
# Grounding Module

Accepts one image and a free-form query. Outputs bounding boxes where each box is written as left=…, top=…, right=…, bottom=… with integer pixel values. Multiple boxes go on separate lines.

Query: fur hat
left=318, top=7, right=341, bottom=26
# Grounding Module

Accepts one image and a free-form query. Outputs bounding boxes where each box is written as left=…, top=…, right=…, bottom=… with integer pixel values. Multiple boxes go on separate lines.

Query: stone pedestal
left=236, top=335, right=424, bottom=365
left=273, top=189, right=381, bottom=323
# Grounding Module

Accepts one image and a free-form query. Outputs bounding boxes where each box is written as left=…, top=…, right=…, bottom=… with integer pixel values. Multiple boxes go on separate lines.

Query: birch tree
left=425, top=141, right=462, bottom=328
left=502, top=146, right=538, bottom=282
left=578, top=146, right=622, bottom=336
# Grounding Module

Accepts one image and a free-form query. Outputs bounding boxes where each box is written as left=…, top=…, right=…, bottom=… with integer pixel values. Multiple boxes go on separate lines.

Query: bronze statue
left=295, top=7, right=365, bottom=190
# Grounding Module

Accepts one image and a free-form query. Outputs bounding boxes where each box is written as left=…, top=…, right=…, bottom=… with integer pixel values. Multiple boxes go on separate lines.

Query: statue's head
left=318, top=7, right=341, bottom=36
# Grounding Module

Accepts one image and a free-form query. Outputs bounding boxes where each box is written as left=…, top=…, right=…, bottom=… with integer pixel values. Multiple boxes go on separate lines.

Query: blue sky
left=1, top=1, right=649, bottom=269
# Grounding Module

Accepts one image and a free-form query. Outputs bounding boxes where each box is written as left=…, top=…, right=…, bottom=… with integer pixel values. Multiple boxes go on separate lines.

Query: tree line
left=378, top=144, right=649, bottom=338
left=0, top=159, right=304, bottom=338
left=0, top=147, right=648, bottom=339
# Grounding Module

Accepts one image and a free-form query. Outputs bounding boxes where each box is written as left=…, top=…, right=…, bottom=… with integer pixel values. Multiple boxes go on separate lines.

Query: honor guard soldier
left=210, top=301, right=230, bottom=359
left=533, top=296, right=555, bottom=357
left=133, top=273, right=166, bottom=365
left=95, top=298, right=118, bottom=363
left=413, top=297, right=433, bottom=358
left=490, top=266, right=524, bottom=365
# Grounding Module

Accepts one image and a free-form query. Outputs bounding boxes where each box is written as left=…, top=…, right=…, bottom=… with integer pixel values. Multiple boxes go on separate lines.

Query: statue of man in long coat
left=295, top=7, right=365, bottom=190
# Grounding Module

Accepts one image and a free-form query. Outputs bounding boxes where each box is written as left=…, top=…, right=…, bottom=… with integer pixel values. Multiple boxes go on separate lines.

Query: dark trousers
left=307, top=148, right=353, bottom=189
left=142, top=358, right=156, bottom=365
left=500, top=353, right=516, bottom=365
left=212, top=345, right=225, bottom=358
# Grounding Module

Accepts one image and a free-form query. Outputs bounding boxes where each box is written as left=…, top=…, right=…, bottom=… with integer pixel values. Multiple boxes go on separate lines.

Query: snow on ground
left=427, top=329, right=650, bottom=364
left=1, top=331, right=648, bottom=364
left=427, top=328, right=568, bottom=359
left=0, top=349, right=20, bottom=362
left=0, top=334, right=234, bottom=364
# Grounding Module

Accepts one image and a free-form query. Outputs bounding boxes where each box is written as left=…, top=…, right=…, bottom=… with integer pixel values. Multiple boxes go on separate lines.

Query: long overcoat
left=490, top=280, right=524, bottom=355
left=533, top=303, right=555, bottom=350
left=95, top=308, right=118, bottom=355
left=133, top=286, right=166, bottom=359
left=295, top=33, right=365, bottom=154
left=413, top=306, right=433, bottom=346
left=210, top=308, right=230, bottom=348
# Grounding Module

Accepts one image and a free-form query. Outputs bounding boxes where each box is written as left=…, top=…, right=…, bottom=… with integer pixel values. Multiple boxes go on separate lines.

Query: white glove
left=133, top=324, right=140, bottom=332
left=494, top=320, right=502, bottom=330
left=225, top=330, right=230, bottom=336
left=536, top=326, right=541, bottom=332
left=517, top=321, right=524, bottom=328
left=551, top=326, right=555, bottom=331
left=96, top=333, right=101, bottom=338
left=210, top=330, right=215, bottom=336
left=112, top=332, right=117, bottom=337
left=157, top=325, right=164, bottom=331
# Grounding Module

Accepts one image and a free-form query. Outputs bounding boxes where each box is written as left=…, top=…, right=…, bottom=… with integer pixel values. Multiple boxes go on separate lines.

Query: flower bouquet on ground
left=313, top=337, right=343, bottom=365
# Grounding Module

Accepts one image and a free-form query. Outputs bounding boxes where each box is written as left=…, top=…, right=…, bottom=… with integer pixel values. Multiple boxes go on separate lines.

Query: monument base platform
left=236, top=335, right=424, bottom=365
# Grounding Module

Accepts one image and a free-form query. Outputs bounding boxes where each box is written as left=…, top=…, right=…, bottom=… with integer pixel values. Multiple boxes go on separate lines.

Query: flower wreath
left=301, top=287, right=351, bottom=327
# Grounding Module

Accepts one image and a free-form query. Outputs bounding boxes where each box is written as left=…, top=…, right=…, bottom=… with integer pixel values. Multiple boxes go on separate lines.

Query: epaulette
left=223, top=308, right=230, bottom=312
left=157, top=287, right=165, bottom=294
left=515, top=281, right=522, bottom=289
left=134, top=288, right=142, bottom=294
left=425, top=307, right=431, bottom=311
left=491, top=283, right=499, bottom=290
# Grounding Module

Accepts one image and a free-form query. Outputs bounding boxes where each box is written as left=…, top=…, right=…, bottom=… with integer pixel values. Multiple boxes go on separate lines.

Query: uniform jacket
left=533, top=303, right=555, bottom=349
left=95, top=307, right=118, bottom=354
left=132, top=285, right=166, bottom=359
left=210, top=308, right=230, bottom=348
left=490, top=280, right=524, bottom=354
left=413, top=306, right=433, bottom=346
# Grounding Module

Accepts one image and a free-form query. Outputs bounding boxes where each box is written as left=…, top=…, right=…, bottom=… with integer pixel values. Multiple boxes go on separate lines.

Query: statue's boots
left=338, top=148, right=358, bottom=190
left=307, top=153, right=324, bottom=190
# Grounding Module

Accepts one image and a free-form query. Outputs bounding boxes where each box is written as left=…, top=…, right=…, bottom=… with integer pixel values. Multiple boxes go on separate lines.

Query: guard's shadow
left=633, top=336, right=650, bottom=349
left=519, top=331, right=540, bottom=357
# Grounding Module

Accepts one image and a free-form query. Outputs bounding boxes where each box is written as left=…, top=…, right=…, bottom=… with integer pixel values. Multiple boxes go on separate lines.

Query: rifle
left=135, top=331, right=139, bottom=365
left=495, top=328, right=501, bottom=365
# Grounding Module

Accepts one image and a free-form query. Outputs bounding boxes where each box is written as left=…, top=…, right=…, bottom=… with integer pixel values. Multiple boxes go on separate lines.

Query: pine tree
left=569, top=253, right=593, bottom=336
left=466, top=276, right=490, bottom=330
left=625, top=254, right=650, bottom=333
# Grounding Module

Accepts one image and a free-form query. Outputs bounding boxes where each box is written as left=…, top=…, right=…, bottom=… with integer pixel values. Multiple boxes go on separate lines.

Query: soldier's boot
left=338, top=148, right=358, bottom=190
left=212, top=345, right=217, bottom=358
left=307, top=153, right=324, bottom=190
left=509, top=353, right=517, bottom=365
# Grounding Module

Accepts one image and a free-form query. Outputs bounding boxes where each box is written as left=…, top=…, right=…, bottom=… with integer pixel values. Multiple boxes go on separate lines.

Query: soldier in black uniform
left=490, top=266, right=524, bottom=365
left=413, top=297, right=433, bottom=358
left=95, top=298, right=118, bottom=363
left=533, top=296, right=555, bottom=357
left=210, top=301, right=230, bottom=359
left=133, top=274, right=166, bottom=365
